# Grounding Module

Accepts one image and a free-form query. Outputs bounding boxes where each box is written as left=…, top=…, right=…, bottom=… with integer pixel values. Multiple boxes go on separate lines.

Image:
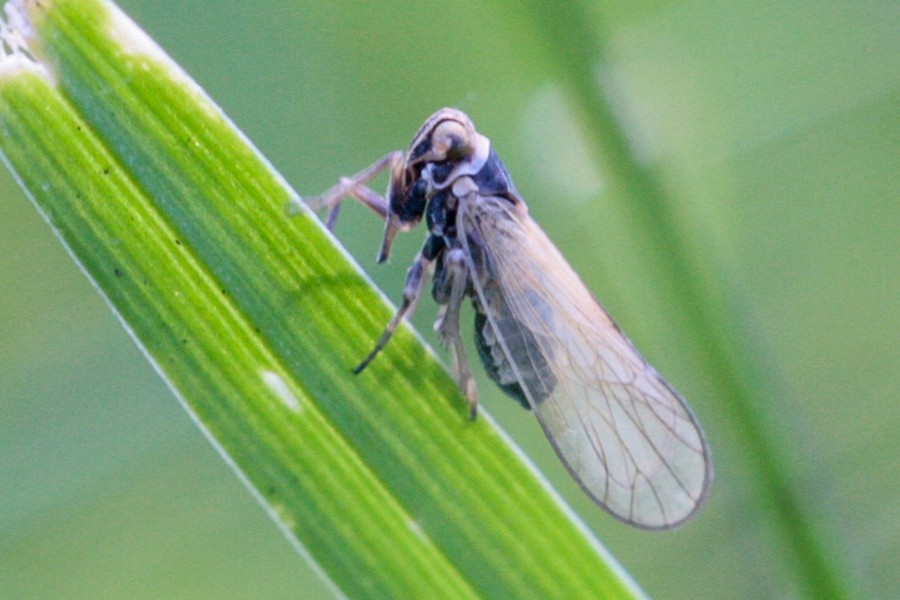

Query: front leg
left=289, top=151, right=403, bottom=230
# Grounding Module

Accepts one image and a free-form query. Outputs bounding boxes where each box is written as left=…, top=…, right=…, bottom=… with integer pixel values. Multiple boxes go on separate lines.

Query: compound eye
left=430, top=120, right=472, bottom=161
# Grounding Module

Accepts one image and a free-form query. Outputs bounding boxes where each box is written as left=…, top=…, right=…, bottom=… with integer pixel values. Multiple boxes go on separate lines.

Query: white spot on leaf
left=261, top=370, right=302, bottom=413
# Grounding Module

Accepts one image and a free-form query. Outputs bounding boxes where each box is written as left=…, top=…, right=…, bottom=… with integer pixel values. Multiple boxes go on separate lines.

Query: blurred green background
left=1, top=1, right=897, bottom=598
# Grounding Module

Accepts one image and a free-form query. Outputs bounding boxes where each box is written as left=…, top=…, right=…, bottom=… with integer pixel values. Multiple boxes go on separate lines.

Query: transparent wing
left=458, top=195, right=711, bottom=528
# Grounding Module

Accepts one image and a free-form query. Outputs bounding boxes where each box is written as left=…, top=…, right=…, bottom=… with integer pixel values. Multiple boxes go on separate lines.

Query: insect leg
left=300, top=151, right=403, bottom=230
left=435, top=248, right=479, bottom=419
left=354, top=249, right=432, bottom=374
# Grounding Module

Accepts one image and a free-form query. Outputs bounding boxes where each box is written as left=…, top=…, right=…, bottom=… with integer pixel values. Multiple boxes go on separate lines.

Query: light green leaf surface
left=0, top=1, right=641, bottom=598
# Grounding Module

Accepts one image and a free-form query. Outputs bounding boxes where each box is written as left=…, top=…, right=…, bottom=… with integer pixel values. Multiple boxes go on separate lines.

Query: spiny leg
left=354, top=250, right=432, bottom=374
left=435, top=248, right=479, bottom=419
left=295, top=151, right=403, bottom=230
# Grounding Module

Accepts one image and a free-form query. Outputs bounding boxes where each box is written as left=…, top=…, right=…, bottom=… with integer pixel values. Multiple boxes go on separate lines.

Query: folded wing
left=458, top=194, right=711, bottom=528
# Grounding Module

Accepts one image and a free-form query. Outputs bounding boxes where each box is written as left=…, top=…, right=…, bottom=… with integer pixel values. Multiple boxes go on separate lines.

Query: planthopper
left=292, top=108, right=712, bottom=529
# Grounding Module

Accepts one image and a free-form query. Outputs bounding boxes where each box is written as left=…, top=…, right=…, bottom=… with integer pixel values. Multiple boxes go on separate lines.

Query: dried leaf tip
left=0, top=0, right=49, bottom=78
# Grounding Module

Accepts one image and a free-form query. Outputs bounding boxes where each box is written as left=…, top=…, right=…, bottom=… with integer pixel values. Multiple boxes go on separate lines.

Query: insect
left=298, top=108, right=712, bottom=529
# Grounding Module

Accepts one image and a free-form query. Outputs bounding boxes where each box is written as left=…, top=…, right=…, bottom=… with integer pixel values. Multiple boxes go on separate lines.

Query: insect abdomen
left=474, top=311, right=530, bottom=408
left=473, top=306, right=556, bottom=409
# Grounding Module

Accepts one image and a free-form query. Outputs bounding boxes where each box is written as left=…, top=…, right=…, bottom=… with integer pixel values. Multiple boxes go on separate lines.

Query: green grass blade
left=0, top=1, right=645, bottom=597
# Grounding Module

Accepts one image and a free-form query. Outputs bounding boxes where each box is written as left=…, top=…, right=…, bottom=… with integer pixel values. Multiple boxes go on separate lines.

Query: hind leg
left=434, top=248, right=478, bottom=418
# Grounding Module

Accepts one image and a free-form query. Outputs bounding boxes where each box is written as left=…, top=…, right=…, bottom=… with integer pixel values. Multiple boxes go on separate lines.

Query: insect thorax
left=419, top=148, right=555, bottom=410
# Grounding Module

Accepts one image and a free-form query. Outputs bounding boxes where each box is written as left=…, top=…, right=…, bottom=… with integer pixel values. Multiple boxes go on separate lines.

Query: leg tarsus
left=325, top=201, right=341, bottom=230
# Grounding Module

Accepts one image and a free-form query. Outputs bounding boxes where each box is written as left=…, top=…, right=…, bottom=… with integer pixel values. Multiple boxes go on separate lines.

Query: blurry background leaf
left=1, top=1, right=897, bottom=599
